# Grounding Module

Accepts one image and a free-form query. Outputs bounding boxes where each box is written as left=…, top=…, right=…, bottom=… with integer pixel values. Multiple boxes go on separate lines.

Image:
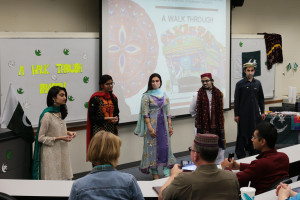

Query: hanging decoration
left=293, top=62, right=298, bottom=71
left=260, top=33, right=283, bottom=70
left=286, top=63, right=291, bottom=71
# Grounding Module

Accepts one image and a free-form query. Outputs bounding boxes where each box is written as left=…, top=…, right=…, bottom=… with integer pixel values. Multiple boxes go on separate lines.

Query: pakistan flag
left=0, top=84, right=34, bottom=143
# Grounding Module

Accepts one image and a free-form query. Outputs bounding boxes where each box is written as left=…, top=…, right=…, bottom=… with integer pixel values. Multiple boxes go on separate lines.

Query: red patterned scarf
left=195, top=86, right=225, bottom=148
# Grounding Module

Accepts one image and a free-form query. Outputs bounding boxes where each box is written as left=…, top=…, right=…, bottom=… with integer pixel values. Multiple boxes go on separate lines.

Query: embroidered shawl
left=195, top=86, right=225, bottom=148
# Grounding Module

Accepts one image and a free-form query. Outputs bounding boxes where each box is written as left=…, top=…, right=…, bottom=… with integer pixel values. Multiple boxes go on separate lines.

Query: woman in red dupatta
left=86, top=75, right=119, bottom=155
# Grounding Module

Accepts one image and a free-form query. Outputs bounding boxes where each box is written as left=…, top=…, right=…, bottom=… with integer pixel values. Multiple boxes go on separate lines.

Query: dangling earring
left=53, top=99, right=57, bottom=105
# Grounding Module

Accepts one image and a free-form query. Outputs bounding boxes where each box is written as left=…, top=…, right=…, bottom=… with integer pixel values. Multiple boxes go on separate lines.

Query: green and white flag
left=0, top=84, right=34, bottom=143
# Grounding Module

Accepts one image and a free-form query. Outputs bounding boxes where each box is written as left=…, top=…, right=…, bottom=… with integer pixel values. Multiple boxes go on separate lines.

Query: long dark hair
left=145, top=73, right=162, bottom=93
left=47, top=86, right=68, bottom=119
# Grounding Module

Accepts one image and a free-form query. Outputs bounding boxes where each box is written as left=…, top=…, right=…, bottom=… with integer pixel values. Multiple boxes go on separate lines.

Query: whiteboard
left=0, top=38, right=99, bottom=127
left=231, top=35, right=275, bottom=102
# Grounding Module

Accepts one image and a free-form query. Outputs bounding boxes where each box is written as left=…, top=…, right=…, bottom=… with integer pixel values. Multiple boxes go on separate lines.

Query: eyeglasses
left=201, top=80, right=211, bottom=83
left=252, top=135, right=261, bottom=140
left=105, top=82, right=115, bottom=86
left=188, top=146, right=197, bottom=153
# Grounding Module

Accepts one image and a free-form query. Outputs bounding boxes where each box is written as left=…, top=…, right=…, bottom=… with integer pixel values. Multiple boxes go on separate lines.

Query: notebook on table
left=152, top=186, right=162, bottom=195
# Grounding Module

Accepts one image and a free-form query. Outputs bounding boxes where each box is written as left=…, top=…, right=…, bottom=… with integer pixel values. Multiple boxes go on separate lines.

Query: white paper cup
left=240, top=187, right=256, bottom=200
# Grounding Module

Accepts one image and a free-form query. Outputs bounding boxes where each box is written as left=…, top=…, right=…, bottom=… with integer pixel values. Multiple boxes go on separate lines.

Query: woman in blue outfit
left=135, top=73, right=176, bottom=180
left=277, top=182, right=300, bottom=200
left=69, top=131, right=143, bottom=200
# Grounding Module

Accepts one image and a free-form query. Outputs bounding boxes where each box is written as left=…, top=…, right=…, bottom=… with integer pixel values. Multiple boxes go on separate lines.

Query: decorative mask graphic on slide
left=108, top=0, right=158, bottom=98
left=161, top=24, right=226, bottom=93
left=63, top=48, right=70, bottom=55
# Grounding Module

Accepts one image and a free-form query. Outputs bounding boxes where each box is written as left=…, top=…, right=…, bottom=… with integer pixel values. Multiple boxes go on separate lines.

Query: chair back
left=0, top=192, right=17, bottom=200
left=266, top=177, right=292, bottom=192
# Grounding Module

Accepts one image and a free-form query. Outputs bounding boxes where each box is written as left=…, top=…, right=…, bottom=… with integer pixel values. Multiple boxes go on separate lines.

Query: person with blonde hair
left=69, top=131, right=143, bottom=200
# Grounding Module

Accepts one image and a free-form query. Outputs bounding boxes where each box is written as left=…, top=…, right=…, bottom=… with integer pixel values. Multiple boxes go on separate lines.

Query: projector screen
left=102, top=0, right=231, bottom=123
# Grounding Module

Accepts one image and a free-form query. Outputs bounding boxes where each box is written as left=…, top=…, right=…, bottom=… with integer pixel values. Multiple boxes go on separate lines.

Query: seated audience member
left=221, top=122, right=289, bottom=195
left=69, top=131, right=143, bottom=200
left=276, top=182, right=300, bottom=200
left=159, top=134, right=239, bottom=200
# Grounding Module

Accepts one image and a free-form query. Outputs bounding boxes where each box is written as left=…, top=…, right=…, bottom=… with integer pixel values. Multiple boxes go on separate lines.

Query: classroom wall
left=0, top=0, right=99, bottom=32
left=0, top=0, right=298, bottom=174
left=232, top=0, right=300, bottom=98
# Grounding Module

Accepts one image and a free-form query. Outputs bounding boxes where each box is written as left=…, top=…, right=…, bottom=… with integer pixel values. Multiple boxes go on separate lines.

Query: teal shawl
left=146, top=88, right=164, bottom=98
left=134, top=89, right=164, bottom=137
left=32, top=106, right=60, bottom=180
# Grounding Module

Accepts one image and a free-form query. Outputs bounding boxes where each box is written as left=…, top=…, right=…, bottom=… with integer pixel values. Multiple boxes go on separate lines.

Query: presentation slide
left=102, top=0, right=231, bottom=123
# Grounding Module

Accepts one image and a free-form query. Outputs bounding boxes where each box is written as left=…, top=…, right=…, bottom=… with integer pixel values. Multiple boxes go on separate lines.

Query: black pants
left=235, top=134, right=258, bottom=159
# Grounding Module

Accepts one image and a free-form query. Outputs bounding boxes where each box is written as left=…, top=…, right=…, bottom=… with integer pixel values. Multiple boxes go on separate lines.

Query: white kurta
left=38, top=112, right=73, bottom=180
